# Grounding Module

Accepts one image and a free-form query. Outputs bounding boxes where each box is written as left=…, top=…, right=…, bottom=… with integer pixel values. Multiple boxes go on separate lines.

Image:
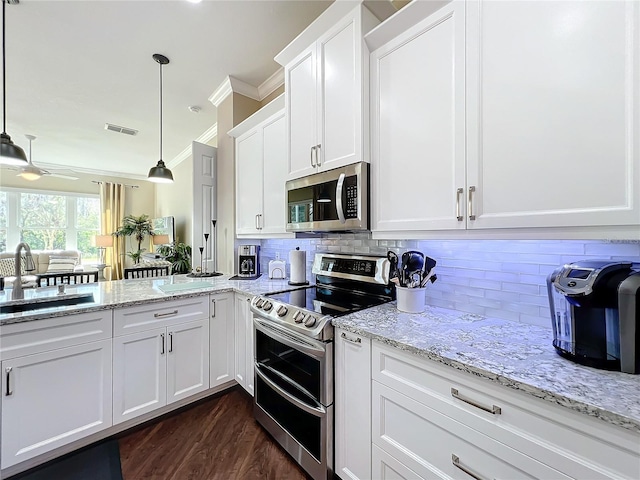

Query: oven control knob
left=255, top=298, right=264, bottom=308
left=262, top=301, right=273, bottom=311
left=293, top=311, right=305, bottom=323
left=276, top=305, right=288, bottom=317
left=304, top=316, right=317, bottom=328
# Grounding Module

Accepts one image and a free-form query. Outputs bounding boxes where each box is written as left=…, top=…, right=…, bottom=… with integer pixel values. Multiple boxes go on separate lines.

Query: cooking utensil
left=401, top=251, right=424, bottom=288
left=387, top=251, right=400, bottom=285
left=420, top=270, right=438, bottom=288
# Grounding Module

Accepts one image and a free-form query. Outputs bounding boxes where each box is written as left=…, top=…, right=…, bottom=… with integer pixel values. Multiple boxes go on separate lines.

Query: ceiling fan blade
left=47, top=172, right=79, bottom=180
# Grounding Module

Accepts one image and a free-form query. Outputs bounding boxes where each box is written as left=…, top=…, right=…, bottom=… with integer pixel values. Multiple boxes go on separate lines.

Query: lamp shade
left=148, top=160, right=174, bottom=183
left=153, top=234, right=170, bottom=245
left=93, top=235, right=114, bottom=248
left=0, top=134, right=28, bottom=166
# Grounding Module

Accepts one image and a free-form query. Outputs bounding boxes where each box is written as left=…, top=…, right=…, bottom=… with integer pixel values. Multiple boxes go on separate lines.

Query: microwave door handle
left=336, top=173, right=346, bottom=224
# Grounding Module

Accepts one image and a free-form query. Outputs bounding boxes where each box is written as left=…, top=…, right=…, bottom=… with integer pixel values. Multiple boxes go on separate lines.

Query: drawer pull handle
left=451, top=388, right=501, bottom=415
left=452, top=454, right=487, bottom=480
left=341, top=332, right=362, bottom=345
left=169, top=332, right=173, bottom=353
left=5, top=367, right=12, bottom=396
left=154, top=309, right=178, bottom=318
left=161, top=333, right=165, bottom=355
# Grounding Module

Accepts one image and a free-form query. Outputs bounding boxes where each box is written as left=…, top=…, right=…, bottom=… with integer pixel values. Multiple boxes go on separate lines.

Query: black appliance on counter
left=250, top=253, right=394, bottom=480
left=237, top=245, right=260, bottom=278
left=547, top=260, right=640, bottom=373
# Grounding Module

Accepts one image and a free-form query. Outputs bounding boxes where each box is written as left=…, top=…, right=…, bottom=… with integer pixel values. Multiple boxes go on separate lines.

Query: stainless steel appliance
left=238, top=245, right=260, bottom=278
left=547, top=260, right=640, bottom=373
left=251, top=253, right=394, bottom=480
left=285, top=162, right=369, bottom=232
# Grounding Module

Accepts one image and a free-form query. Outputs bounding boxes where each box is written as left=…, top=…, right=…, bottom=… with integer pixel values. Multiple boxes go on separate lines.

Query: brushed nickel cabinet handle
left=451, top=388, right=501, bottom=415
left=211, top=299, right=216, bottom=318
left=5, top=367, right=12, bottom=396
left=341, top=332, right=362, bottom=345
left=255, top=214, right=260, bottom=230
left=316, top=144, right=321, bottom=166
left=160, top=333, right=165, bottom=355
left=456, top=188, right=464, bottom=221
left=311, top=146, right=317, bottom=167
left=452, top=454, right=487, bottom=480
left=468, top=186, right=476, bottom=220
left=258, top=214, right=263, bottom=230
left=154, top=309, right=178, bottom=319
left=169, top=332, right=173, bottom=353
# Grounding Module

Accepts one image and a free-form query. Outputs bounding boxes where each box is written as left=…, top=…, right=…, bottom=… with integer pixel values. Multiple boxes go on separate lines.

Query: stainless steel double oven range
left=250, top=253, right=393, bottom=480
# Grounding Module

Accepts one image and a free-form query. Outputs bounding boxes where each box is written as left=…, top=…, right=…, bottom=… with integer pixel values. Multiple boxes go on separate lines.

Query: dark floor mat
left=8, top=439, right=123, bottom=480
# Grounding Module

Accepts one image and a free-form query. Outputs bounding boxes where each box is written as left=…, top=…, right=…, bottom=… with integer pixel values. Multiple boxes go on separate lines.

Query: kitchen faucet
left=12, top=242, right=36, bottom=300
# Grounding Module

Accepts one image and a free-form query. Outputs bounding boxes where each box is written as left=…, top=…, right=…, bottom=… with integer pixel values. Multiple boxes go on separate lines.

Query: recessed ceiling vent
left=104, top=123, right=139, bottom=136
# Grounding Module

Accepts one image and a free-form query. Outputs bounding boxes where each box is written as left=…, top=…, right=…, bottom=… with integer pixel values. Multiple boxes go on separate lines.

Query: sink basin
left=0, top=293, right=95, bottom=314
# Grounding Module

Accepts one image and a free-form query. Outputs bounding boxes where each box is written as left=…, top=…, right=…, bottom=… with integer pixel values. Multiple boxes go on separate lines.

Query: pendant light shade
left=148, top=53, right=174, bottom=183
left=0, top=0, right=27, bottom=166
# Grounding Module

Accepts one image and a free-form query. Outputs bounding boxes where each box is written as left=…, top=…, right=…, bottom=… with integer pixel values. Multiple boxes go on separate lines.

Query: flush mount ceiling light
left=148, top=53, right=174, bottom=184
left=0, top=0, right=27, bottom=166
left=18, top=134, right=50, bottom=181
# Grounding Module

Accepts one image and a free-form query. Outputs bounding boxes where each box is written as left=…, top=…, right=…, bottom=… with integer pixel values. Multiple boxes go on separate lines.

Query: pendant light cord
left=2, top=0, right=7, bottom=134
left=159, top=59, right=163, bottom=161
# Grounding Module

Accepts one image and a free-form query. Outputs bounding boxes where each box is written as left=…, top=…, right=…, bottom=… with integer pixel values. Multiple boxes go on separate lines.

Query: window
left=1, top=188, right=101, bottom=263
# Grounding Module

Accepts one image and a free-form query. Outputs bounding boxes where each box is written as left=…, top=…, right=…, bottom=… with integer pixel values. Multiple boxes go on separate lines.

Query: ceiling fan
left=7, top=135, right=79, bottom=181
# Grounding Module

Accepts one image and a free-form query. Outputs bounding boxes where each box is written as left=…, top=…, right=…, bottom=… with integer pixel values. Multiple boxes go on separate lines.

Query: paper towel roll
left=289, top=248, right=308, bottom=285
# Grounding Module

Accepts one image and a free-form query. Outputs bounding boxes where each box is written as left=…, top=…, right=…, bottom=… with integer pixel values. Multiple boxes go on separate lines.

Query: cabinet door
left=1, top=340, right=112, bottom=468
left=245, top=308, right=255, bottom=397
left=286, top=44, right=318, bottom=179
left=209, top=292, right=235, bottom=388
left=261, top=112, right=288, bottom=234
left=318, top=12, right=361, bottom=171
left=335, top=329, right=372, bottom=480
left=113, top=328, right=166, bottom=425
left=466, top=0, right=640, bottom=229
left=371, top=1, right=466, bottom=233
left=236, top=129, right=263, bottom=234
left=372, top=445, right=428, bottom=480
left=234, top=294, right=250, bottom=391
left=167, top=319, right=210, bottom=404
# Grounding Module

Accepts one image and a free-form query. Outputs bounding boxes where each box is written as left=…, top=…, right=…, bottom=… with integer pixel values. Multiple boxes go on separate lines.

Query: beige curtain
left=100, top=182, right=126, bottom=280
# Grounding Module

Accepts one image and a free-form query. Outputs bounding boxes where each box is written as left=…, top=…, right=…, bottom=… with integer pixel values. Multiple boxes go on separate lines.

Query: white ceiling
left=4, top=0, right=332, bottom=180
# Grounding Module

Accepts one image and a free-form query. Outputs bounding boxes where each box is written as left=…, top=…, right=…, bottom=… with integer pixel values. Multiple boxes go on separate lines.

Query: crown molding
left=257, top=68, right=284, bottom=100
left=208, top=75, right=261, bottom=107
left=167, top=123, right=218, bottom=169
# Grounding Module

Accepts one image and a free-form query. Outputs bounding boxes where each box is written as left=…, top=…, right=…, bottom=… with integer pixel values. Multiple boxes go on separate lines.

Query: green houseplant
left=113, top=214, right=155, bottom=264
left=156, top=241, right=192, bottom=274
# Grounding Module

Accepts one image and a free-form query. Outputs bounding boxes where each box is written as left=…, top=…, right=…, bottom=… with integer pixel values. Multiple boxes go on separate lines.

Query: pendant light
left=18, top=134, right=49, bottom=181
left=148, top=53, right=174, bottom=183
left=0, top=0, right=27, bottom=166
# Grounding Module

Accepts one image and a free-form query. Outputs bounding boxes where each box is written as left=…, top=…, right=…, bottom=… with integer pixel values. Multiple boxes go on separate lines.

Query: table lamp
left=93, top=235, right=113, bottom=265
left=153, top=234, right=170, bottom=253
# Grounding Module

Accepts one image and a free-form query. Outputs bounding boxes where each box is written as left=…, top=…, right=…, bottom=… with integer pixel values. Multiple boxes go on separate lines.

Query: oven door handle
left=255, top=367, right=326, bottom=418
left=253, top=318, right=326, bottom=359
left=256, top=362, right=319, bottom=404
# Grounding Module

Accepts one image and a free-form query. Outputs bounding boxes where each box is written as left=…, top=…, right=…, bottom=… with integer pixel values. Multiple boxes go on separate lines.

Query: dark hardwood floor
left=118, top=387, right=310, bottom=480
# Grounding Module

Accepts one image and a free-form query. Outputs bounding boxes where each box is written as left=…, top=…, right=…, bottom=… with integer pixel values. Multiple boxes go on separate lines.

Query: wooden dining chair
left=37, top=271, right=99, bottom=287
left=124, top=266, right=170, bottom=279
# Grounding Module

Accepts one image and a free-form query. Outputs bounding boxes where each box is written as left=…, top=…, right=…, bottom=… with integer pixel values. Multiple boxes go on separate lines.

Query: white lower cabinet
left=234, top=293, right=254, bottom=396
left=335, top=328, right=372, bottom=480
left=372, top=444, right=425, bottom=480
left=209, top=292, right=235, bottom=388
left=1, top=339, right=112, bottom=469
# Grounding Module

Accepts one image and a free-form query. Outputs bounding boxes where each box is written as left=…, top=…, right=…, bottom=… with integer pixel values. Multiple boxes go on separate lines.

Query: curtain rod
left=92, top=180, right=139, bottom=189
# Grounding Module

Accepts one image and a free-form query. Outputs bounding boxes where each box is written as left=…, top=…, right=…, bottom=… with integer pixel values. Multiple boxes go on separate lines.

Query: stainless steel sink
left=0, top=293, right=95, bottom=314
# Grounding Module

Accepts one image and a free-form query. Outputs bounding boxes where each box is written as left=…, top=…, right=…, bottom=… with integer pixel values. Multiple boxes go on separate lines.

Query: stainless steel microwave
left=285, top=162, right=369, bottom=232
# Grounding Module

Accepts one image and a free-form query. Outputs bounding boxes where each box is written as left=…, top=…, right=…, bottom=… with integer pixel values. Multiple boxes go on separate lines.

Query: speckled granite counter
left=0, top=275, right=295, bottom=326
left=333, top=302, right=640, bottom=434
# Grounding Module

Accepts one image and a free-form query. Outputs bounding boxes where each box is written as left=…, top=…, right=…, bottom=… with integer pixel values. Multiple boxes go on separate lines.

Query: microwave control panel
left=345, top=176, right=358, bottom=218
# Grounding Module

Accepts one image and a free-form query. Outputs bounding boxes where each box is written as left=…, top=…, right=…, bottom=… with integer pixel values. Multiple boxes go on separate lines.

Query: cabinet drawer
left=0, top=310, right=112, bottom=361
left=114, top=297, right=209, bottom=336
left=373, top=342, right=640, bottom=479
left=373, top=381, right=569, bottom=480
left=372, top=444, right=427, bottom=480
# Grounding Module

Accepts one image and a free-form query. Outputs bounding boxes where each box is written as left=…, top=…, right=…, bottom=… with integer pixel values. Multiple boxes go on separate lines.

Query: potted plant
left=113, top=214, right=155, bottom=264
left=156, top=241, right=192, bottom=274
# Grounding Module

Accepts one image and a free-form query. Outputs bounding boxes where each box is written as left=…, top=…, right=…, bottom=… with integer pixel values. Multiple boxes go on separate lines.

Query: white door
left=261, top=112, right=288, bottom=234
left=318, top=13, right=361, bottom=171
left=209, top=292, right=235, bottom=388
left=236, top=129, right=263, bottom=234
left=286, top=44, right=318, bottom=179
left=465, top=0, right=640, bottom=229
left=192, top=141, right=218, bottom=272
left=167, top=319, right=210, bottom=404
left=371, top=1, right=466, bottom=233
left=1, top=340, right=112, bottom=468
left=335, top=330, right=372, bottom=480
left=113, top=328, right=166, bottom=425
left=234, top=294, right=250, bottom=390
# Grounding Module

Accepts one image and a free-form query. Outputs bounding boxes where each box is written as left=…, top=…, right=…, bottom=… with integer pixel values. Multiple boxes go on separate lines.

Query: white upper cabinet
left=278, top=3, right=379, bottom=180
left=370, top=0, right=640, bottom=238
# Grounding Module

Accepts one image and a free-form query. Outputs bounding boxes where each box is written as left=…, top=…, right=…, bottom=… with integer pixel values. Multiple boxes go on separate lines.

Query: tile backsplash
left=239, top=235, right=640, bottom=329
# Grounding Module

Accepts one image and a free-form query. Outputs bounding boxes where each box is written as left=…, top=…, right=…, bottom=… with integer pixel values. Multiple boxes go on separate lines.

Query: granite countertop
left=0, top=275, right=295, bottom=326
left=333, top=302, right=640, bottom=434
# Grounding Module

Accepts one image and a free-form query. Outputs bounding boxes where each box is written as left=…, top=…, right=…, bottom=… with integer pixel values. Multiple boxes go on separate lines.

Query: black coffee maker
left=547, top=260, right=640, bottom=373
